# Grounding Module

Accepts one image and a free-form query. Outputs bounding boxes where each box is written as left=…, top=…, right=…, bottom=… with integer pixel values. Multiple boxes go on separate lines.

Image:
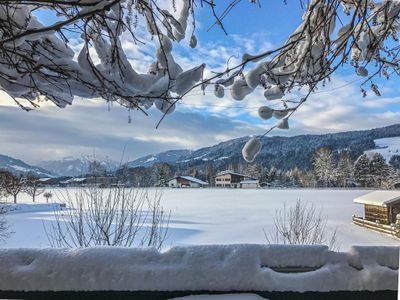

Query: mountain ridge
left=127, top=149, right=192, bottom=168
left=0, top=154, right=53, bottom=177
left=38, top=157, right=119, bottom=177
left=2, top=124, right=400, bottom=177
left=127, top=123, right=400, bottom=171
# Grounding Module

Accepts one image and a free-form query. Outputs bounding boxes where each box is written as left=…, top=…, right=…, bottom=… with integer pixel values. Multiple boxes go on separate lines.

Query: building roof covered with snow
left=354, top=191, right=400, bottom=207
left=175, top=176, right=208, bottom=185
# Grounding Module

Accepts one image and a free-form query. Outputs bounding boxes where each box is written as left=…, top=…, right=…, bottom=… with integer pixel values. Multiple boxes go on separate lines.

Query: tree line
left=312, top=149, right=400, bottom=189
left=112, top=149, right=400, bottom=189
left=3, top=150, right=398, bottom=191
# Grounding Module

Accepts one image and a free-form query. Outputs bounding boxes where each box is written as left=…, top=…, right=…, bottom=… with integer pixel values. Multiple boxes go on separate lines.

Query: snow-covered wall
left=0, top=245, right=398, bottom=292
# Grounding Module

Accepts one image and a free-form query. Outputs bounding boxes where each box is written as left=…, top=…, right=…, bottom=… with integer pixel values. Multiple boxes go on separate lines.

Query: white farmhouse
left=168, top=176, right=208, bottom=188
left=214, top=170, right=257, bottom=188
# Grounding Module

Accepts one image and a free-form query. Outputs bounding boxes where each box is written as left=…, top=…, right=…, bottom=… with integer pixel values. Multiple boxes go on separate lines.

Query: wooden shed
left=354, top=191, right=400, bottom=225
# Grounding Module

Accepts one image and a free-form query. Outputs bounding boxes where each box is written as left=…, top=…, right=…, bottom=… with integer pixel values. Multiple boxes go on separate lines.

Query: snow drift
left=0, top=244, right=398, bottom=292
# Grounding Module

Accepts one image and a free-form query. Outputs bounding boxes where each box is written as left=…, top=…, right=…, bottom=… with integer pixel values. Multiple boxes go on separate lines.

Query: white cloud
left=290, top=77, right=400, bottom=133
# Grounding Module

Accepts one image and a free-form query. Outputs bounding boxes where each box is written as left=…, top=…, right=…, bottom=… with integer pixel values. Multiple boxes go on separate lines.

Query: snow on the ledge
left=169, top=294, right=266, bottom=300
left=0, top=244, right=398, bottom=292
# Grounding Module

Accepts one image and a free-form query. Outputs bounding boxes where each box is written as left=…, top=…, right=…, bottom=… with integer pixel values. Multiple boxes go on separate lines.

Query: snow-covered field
left=2, top=188, right=399, bottom=250
left=364, top=137, right=400, bottom=161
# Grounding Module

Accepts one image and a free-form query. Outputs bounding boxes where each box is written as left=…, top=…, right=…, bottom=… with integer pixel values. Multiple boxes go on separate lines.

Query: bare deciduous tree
left=265, top=199, right=338, bottom=250
left=43, top=192, right=53, bottom=203
left=23, top=174, right=45, bottom=202
left=0, top=169, right=25, bottom=204
left=45, top=185, right=169, bottom=249
left=1, top=1, right=399, bottom=161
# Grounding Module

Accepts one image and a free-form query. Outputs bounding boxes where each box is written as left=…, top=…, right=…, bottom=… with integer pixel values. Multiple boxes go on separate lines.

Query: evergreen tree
left=298, top=170, right=316, bottom=188
left=354, top=154, right=371, bottom=187
left=268, top=167, right=278, bottom=185
left=389, top=155, right=400, bottom=170
left=285, top=169, right=299, bottom=187
left=382, top=167, right=399, bottom=189
left=259, top=167, right=270, bottom=186
left=153, top=163, right=172, bottom=187
left=336, top=151, right=354, bottom=187
left=246, top=164, right=261, bottom=179
left=313, top=147, right=335, bottom=187
left=187, top=167, right=200, bottom=179
left=369, top=153, right=390, bottom=188
left=206, top=164, right=215, bottom=187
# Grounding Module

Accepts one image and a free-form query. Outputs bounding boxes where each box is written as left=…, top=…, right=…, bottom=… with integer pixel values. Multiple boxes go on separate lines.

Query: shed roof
left=354, top=191, right=400, bottom=207
left=173, top=176, right=208, bottom=185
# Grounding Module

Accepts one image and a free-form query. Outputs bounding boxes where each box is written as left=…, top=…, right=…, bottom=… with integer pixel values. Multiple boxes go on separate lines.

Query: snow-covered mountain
left=127, top=150, right=192, bottom=168
left=38, top=157, right=119, bottom=177
left=0, top=154, right=53, bottom=177
left=126, top=123, right=400, bottom=171
left=4, top=124, right=400, bottom=177
left=364, top=137, right=400, bottom=162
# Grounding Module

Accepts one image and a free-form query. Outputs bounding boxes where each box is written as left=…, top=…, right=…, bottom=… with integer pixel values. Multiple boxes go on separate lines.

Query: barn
left=167, top=176, right=208, bottom=188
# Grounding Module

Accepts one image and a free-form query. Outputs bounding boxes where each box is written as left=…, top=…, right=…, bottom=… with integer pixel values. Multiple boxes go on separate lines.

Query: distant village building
left=168, top=176, right=208, bottom=188
left=214, top=171, right=256, bottom=188
left=38, top=177, right=55, bottom=185
left=86, top=176, right=118, bottom=187
left=353, top=191, right=400, bottom=237
left=240, top=180, right=260, bottom=189
left=59, top=177, right=87, bottom=187
left=59, top=176, right=118, bottom=187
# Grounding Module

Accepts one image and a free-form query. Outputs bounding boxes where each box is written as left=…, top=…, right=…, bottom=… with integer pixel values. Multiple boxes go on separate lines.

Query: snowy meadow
left=2, top=188, right=399, bottom=250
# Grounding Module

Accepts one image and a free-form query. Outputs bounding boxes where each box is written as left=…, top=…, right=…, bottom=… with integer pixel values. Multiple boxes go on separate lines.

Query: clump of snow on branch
left=242, top=137, right=261, bottom=163
left=0, top=0, right=203, bottom=114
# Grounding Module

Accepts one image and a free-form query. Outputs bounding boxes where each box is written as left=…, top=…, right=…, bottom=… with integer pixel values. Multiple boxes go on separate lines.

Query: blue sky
left=0, top=1, right=399, bottom=164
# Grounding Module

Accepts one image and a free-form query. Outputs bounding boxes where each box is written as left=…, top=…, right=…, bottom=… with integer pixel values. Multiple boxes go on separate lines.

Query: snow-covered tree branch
left=1, top=1, right=399, bottom=161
